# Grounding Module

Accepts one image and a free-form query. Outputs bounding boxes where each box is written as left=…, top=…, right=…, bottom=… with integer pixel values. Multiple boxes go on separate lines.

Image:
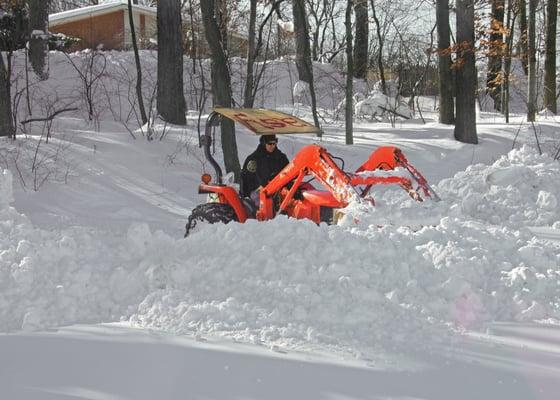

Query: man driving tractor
left=241, top=134, right=289, bottom=204
left=184, top=108, right=440, bottom=237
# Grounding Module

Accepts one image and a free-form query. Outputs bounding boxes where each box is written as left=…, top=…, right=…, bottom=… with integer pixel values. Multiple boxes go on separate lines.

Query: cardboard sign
left=213, top=108, right=321, bottom=135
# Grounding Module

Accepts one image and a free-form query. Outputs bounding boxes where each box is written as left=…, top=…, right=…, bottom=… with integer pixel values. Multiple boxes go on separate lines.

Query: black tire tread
left=184, top=203, right=238, bottom=237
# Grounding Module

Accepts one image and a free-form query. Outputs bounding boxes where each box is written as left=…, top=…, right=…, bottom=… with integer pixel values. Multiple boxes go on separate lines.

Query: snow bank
left=0, top=171, right=154, bottom=332
left=353, top=146, right=560, bottom=229
left=444, top=147, right=559, bottom=227
left=1, top=147, right=559, bottom=356
left=354, top=92, right=412, bottom=120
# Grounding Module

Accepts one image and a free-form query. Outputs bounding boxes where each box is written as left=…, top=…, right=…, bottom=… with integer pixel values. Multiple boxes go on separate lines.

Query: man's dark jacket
left=241, top=144, right=289, bottom=197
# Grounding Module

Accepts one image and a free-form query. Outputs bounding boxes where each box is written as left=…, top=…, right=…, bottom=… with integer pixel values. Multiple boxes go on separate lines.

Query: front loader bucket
left=353, top=146, right=440, bottom=202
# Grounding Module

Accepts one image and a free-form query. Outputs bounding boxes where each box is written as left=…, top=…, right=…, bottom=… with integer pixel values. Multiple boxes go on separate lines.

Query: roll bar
left=201, top=108, right=321, bottom=185
left=202, top=111, right=224, bottom=184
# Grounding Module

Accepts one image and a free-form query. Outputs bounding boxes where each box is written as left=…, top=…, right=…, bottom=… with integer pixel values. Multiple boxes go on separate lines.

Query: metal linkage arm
left=258, top=145, right=360, bottom=220
left=356, top=146, right=440, bottom=201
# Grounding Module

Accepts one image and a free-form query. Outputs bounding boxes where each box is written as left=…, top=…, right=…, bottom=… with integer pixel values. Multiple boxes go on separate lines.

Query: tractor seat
left=301, top=190, right=340, bottom=207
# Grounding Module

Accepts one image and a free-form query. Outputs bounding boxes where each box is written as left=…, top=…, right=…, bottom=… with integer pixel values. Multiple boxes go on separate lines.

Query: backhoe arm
left=257, top=144, right=439, bottom=221
left=258, top=145, right=360, bottom=220
left=355, top=146, right=440, bottom=201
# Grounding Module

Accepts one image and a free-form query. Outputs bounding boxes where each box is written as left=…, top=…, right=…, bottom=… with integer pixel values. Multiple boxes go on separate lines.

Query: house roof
left=49, top=0, right=156, bottom=26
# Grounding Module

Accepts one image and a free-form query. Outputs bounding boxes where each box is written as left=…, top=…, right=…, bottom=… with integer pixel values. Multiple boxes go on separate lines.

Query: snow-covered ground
left=1, top=51, right=559, bottom=399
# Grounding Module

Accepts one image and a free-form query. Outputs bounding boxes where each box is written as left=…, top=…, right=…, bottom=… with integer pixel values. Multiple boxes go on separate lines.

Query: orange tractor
left=185, top=108, right=439, bottom=236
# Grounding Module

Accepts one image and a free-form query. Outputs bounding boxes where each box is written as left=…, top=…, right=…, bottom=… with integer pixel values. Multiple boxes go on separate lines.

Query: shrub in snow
left=277, top=19, right=294, bottom=33
left=293, top=80, right=310, bottom=104
left=0, top=169, right=13, bottom=210
left=354, top=92, right=412, bottom=120
left=371, top=79, right=400, bottom=97
left=334, top=91, right=412, bottom=121
left=334, top=92, right=365, bottom=119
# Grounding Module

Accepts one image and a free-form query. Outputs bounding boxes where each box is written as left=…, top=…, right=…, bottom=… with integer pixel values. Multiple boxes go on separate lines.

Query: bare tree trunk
left=157, top=0, right=186, bottom=125
left=502, top=0, right=517, bottom=123
left=543, top=0, right=557, bottom=114
left=244, top=0, right=284, bottom=107
left=215, top=0, right=228, bottom=53
left=307, top=0, right=322, bottom=61
left=243, top=0, right=257, bottom=108
left=517, top=0, right=528, bottom=75
left=527, top=0, right=537, bottom=121
left=128, top=0, right=147, bottom=125
left=200, top=0, right=241, bottom=180
left=293, top=0, right=311, bottom=82
left=353, top=0, right=368, bottom=80
left=0, top=54, right=15, bottom=138
left=409, top=23, right=436, bottom=118
left=369, top=0, right=386, bottom=94
left=28, top=0, right=50, bottom=80
left=292, top=0, right=321, bottom=132
left=436, top=0, right=454, bottom=124
left=454, top=0, right=478, bottom=144
left=487, top=0, right=504, bottom=111
left=345, top=0, right=354, bottom=145
left=185, top=0, right=198, bottom=69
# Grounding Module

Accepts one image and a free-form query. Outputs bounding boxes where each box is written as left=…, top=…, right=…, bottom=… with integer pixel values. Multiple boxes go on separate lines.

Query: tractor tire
left=184, top=203, right=238, bottom=237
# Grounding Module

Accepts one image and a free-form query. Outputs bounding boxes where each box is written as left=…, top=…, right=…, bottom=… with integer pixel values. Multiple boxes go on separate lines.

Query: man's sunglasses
left=265, top=141, right=278, bottom=145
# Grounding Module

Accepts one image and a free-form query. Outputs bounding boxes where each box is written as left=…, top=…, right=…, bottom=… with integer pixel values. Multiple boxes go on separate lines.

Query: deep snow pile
left=358, top=145, right=560, bottom=229
left=130, top=148, right=560, bottom=351
left=0, top=178, right=152, bottom=332
left=440, top=146, right=559, bottom=227
left=0, top=147, right=559, bottom=355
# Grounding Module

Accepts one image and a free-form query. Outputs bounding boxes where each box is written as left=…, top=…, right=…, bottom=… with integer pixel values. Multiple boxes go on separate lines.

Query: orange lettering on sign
left=229, top=111, right=316, bottom=133
left=233, top=113, right=292, bottom=131
left=281, top=117, right=307, bottom=127
left=260, top=118, right=286, bottom=128
left=233, top=112, right=259, bottom=131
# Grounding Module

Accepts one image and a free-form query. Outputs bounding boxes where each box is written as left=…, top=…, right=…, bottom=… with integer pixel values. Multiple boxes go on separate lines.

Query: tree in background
left=49, top=1, right=151, bottom=12
left=292, top=0, right=321, bottom=131
left=501, top=0, right=518, bottom=123
left=486, top=0, right=504, bottom=111
left=244, top=0, right=258, bottom=108
left=0, top=0, right=27, bottom=138
left=353, top=0, right=367, bottom=80
left=526, top=0, right=536, bottom=122
left=345, top=0, right=353, bottom=144
left=454, top=0, right=478, bottom=144
left=157, top=0, right=186, bottom=125
left=517, top=0, right=528, bottom=75
left=293, top=0, right=313, bottom=83
left=128, top=0, right=147, bottom=125
left=306, top=0, right=340, bottom=62
left=436, top=0, right=454, bottom=124
left=200, top=0, right=241, bottom=180
left=48, top=0, right=96, bottom=12
left=543, top=0, right=557, bottom=114
left=243, top=0, right=285, bottom=108
left=28, top=0, right=49, bottom=79
left=369, top=0, right=386, bottom=95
